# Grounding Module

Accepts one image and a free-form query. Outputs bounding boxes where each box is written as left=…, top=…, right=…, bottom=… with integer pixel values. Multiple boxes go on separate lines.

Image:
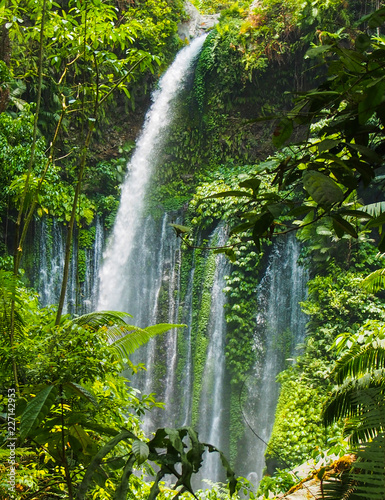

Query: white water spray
left=98, top=36, right=207, bottom=311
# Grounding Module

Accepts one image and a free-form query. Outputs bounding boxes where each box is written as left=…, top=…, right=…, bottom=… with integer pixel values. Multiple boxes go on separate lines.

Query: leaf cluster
left=205, top=8, right=385, bottom=254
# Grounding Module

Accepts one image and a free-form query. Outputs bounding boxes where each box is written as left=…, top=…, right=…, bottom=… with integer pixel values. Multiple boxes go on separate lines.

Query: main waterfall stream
left=98, top=35, right=207, bottom=312
left=27, top=35, right=309, bottom=490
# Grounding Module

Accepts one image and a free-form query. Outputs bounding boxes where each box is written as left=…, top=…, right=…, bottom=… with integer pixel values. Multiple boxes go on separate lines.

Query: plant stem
left=60, top=385, right=74, bottom=500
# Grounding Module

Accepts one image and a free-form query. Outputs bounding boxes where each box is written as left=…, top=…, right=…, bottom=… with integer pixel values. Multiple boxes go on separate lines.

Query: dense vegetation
left=1, top=0, right=385, bottom=498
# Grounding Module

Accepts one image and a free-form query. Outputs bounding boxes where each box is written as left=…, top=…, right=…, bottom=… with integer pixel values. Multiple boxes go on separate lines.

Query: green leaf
left=272, top=117, right=293, bottom=149
left=331, top=214, right=358, bottom=238
left=287, top=205, right=314, bottom=217
left=20, top=385, right=58, bottom=441
left=63, top=382, right=98, bottom=406
left=378, top=231, right=385, bottom=253
left=362, top=202, right=385, bottom=221
left=113, top=455, right=136, bottom=500
left=360, top=268, right=385, bottom=294
left=367, top=7, right=385, bottom=29
left=305, top=44, right=333, bottom=58
left=355, top=33, right=371, bottom=52
left=169, top=223, right=191, bottom=236
left=358, top=79, right=385, bottom=125
left=346, top=143, right=383, bottom=164
left=317, top=139, right=340, bottom=153
left=75, top=429, right=137, bottom=500
left=238, top=178, right=261, bottom=196
left=230, top=221, right=254, bottom=235
left=132, top=439, right=149, bottom=465
left=337, top=209, right=373, bottom=220
left=69, top=424, right=95, bottom=454
left=302, top=171, right=344, bottom=206
left=252, top=212, right=274, bottom=243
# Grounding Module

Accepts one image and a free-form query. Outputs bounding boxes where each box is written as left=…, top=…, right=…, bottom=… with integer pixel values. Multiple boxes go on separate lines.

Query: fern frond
left=69, top=310, right=133, bottom=330
left=67, top=311, right=185, bottom=360
left=111, top=323, right=186, bottom=358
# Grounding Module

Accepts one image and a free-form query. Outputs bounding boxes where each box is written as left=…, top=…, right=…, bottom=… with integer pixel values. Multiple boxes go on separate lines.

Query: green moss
left=77, top=249, right=86, bottom=283
left=229, top=387, right=246, bottom=465
left=190, top=246, right=218, bottom=426
left=266, top=375, right=327, bottom=468
left=157, top=283, right=169, bottom=323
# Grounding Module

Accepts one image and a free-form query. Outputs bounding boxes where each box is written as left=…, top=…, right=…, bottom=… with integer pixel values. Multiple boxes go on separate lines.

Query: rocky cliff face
left=178, top=1, right=219, bottom=40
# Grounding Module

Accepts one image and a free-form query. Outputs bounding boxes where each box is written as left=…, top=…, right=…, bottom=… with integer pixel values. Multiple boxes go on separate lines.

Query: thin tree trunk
left=10, top=0, right=47, bottom=394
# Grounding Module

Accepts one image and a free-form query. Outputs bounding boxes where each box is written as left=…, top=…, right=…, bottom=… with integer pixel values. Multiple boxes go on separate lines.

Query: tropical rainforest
left=1, top=0, right=385, bottom=499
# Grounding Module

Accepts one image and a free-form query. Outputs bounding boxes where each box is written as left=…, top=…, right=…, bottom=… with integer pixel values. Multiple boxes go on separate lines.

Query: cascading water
left=196, top=227, right=230, bottom=485
left=97, top=35, right=207, bottom=313
left=25, top=33, right=311, bottom=490
left=97, top=35, right=210, bottom=437
left=240, top=234, right=308, bottom=485
left=27, top=217, right=104, bottom=314
left=82, top=217, right=104, bottom=313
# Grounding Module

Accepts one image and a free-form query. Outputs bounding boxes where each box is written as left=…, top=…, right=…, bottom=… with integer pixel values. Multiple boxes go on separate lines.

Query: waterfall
left=98, top=35, right=207, bottom=313
left=82, top=216, right=104, bottom=313
left=24, top=33, right=311, bottom=490
left=197, top=227, right=230, bottom=484
left=26, top=217, right=104, bottom=314
left=241, top=234, right=308, bottom=485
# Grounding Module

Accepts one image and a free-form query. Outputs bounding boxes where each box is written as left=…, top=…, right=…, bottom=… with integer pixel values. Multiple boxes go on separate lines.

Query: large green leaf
left=20, top=385, right=58, bottom=441
left=68, top=424, right=95, bottom=455
left=113, top=455, right=136, bottom=500
left=331, top=214, right=358, bottom=239
left=272, top=117, right=293, bottom=149
left=358, top=79, right=385, bottom=124
left=75, top=429, right=136, bottom=500
left=302, top=170, right=344, bottom=206
left=132, top=439, right=149, bottom=465
left=63, top=382, right=98, bottom=406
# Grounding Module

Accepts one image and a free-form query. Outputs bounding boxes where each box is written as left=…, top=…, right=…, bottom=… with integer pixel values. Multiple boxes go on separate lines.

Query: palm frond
left=360, top=268, right=385, bottom=293
left=318, top=472, right=358, bottom=500
left=361, top=201, right=385, bottom=217
left=334, top=345, right=385, bottom=385
left=323, top=376, right=385, bottom=427
left=351, top=433, right=385, bottom=500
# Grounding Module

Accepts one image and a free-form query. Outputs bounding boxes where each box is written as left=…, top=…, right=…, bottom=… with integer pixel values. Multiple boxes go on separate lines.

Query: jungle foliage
left=2, top=0, right=385, bottom=498
left=0, top=0, right=241, bottom=498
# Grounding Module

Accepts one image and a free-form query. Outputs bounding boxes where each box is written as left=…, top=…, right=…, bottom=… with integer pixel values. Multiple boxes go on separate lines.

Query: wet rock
left=178, top=1, right=219, bottom=40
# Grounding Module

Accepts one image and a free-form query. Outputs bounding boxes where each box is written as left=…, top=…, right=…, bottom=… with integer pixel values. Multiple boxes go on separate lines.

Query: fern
left=67, top=310, right=185, bottom=360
